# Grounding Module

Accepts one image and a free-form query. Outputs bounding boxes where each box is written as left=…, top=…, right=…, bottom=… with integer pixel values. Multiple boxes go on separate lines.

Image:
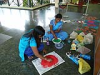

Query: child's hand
left=48, top=31, right=50, bottom=34
left=54, top=36, right=57, bottom=39
left=43, top=49, right=47, bottom=54
left=45, top=57, right=52, bottom=62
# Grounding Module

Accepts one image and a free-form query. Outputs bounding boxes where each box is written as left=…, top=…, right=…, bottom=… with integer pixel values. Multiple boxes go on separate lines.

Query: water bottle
left=46, top=38, right=49, bottom=46
left=68, top=39, right=71, bottom=43
left=69, top=55, right=79, bottom=65
left=43, top=36, right=46, bottom=42
left=47, top=41, right=49, bottom=45
left=79, top=54, right=91, bottom=60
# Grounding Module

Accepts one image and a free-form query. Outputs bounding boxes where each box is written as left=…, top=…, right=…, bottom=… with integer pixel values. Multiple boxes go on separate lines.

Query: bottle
left=46, top=38, right=49, bottom=46
left=79, top=54, right=91, bottom=60
left=43, top=36, right=46, bottom=42
left=68, top=39, right=71, bottom=43
left=70, top=42, right=76, bottom=50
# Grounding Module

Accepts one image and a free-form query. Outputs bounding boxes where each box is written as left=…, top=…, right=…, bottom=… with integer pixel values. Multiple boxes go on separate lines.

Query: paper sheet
left=32, top=51, right=65, bottom=75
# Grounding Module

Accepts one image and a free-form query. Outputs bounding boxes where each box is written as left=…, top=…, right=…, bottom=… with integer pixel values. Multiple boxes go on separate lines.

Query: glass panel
left=0, top=0, right=8, bottom=6
left=9, top=0, right=18, bottom=6
left=0, top=0, right=50, bottom=7
left=19, top=0, right=23, bottom=6
left=50, top=0, right=55, bottom=3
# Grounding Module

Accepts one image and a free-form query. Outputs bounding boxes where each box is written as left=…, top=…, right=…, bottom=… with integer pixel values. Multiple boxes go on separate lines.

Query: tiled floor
left=0, top=33, right=12, bottom=45
left=0, top=4, right=100, bottom=75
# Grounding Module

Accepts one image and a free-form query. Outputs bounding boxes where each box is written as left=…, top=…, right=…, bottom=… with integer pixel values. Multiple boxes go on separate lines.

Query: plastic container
left=80, top=54, right=91, bottom=60
left=55, top=43, right=63, bottom=49
left=52, top=38, right=61, bottom=44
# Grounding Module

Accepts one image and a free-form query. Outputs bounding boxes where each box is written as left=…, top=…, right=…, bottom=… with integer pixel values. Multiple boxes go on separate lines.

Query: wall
left=94, top=25, right=100, bottom=75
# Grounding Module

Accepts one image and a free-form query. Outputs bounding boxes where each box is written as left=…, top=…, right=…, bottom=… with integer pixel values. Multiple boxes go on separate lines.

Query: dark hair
left=24, top=26, right=45, bottom=47
left=55, top=13, right=62, bottom=19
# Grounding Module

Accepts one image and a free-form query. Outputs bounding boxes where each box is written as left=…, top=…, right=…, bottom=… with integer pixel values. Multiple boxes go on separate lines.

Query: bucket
left=52, top=38, right=61, bottom=44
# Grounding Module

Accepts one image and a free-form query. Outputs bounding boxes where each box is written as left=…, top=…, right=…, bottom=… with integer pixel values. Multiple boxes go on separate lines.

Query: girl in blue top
left=45, top=13, right=68, bottom=41
left=19, top=26, right=52, bottom=62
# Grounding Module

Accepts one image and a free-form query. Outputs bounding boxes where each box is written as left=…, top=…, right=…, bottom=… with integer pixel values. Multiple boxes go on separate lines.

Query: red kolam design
left=41, top=55, right=58, bottom=68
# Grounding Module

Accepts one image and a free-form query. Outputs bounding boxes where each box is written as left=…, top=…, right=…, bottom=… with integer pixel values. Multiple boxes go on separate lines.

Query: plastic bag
left=76, top=46, right=91, bottom=54
left=78, top=58, right=91, bottom=74
left=73, top=39, right=79, bottom=45
left=79, top=32, right=85, bottom=37
left=70, top=31, right=78, bottom=39
left=77, top=35, right=84, bottom=43
left=83, top=33, right=93, bottom=44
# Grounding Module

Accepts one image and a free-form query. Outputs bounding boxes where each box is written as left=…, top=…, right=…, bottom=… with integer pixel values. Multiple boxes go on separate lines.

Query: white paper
left=32, top=51, right=65, bottom=75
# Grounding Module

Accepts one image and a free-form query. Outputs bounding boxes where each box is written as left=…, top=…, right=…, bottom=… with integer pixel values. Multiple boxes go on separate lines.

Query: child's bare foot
left=28, top=56, right=34, bottom=60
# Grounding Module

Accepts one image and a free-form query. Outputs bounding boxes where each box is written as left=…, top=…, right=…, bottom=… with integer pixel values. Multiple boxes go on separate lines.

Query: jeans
left=24, top=43, right=44, bottom=57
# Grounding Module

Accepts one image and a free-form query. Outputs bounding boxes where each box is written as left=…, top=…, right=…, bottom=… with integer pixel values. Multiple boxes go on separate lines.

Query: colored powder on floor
left=53, top=39, right=61, bottom=43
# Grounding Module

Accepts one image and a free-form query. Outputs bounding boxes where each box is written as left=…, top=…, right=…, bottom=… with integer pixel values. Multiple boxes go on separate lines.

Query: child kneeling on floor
left=19, top=26, right=52, bottom=62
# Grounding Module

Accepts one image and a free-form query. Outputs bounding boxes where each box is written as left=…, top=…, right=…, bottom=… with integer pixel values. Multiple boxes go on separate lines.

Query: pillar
left=55, top=0, right=59, bottom=8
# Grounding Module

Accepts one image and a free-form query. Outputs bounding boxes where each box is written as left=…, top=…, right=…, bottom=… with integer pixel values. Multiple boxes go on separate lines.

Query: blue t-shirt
left=50, top=19, right=63, bottom=30
left=19, top=29, right=37, bottom=61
